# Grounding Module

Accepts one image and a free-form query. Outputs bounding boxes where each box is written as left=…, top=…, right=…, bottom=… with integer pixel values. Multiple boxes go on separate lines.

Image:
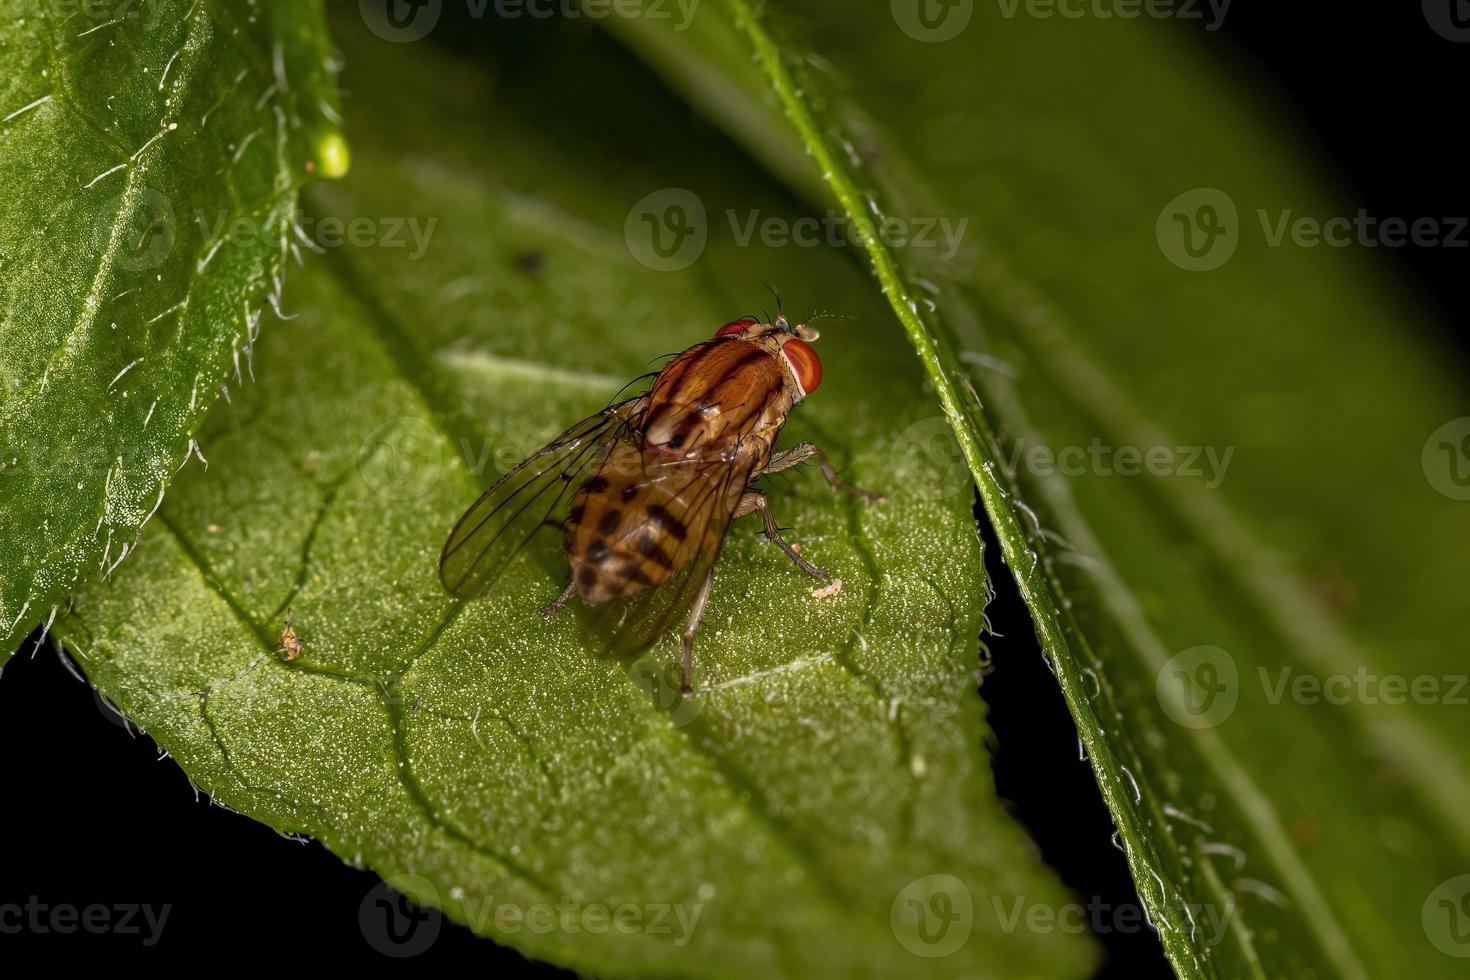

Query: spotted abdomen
left=564, top=442, right=718, bottom=603
left=563, top=338, right=789, bottom=603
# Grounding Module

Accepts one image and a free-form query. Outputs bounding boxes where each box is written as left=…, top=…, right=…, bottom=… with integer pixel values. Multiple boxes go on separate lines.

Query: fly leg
left=735, top=490, right=831, bottom=582
left=680, top=568, right=716, bottom=694
left=540, top=579, right=576, bottom=619
left=764, top=442, right=884, bottom=501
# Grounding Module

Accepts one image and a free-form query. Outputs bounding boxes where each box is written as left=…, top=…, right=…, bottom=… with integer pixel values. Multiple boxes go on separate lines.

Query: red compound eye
left=781, top=338, right=822, bottom=396
left=715, top=317, right=757, bottom=338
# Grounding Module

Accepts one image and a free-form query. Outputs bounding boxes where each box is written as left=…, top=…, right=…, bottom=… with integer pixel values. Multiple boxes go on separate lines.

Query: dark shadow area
left=975, top=501, right=1175, bottom=979
left=1200, top=5, right=1470, bottom=360
left=0, top=630, right=569, bottom=969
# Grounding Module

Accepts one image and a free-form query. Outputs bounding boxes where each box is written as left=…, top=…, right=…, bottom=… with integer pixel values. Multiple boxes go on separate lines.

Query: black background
left=1, top=4, right=1463, bottom=973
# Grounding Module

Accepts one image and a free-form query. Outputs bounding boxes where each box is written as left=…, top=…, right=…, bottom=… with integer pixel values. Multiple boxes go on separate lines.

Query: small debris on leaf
left=811, top=578, right=842, bottom=600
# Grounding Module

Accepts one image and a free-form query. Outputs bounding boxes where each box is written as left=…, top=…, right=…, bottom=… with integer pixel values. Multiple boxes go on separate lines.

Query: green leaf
left=609, top=3, right=1470, bottom=977
left=0, top=0, right=343, bottom=651
left=56, top=16, right=1093, bottom=977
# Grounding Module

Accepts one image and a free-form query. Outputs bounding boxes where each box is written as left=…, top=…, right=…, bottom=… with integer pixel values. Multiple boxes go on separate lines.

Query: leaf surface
left=607, top=3, right=1470, bottom=976
left=0, top=0, right=343, bottom=651
left=58, top=15, right=1092, bottom=978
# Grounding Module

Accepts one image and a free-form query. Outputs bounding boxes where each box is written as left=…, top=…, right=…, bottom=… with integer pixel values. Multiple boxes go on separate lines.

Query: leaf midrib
left=18, top=5, right=212, bottom=425
left=712, top=4, right=1396, bottom=978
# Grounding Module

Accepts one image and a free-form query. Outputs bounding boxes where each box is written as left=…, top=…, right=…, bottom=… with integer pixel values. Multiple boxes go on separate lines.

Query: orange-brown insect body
left=438, top=311, right=872, bottom=693
left=564, top=335, right=798, bottom=603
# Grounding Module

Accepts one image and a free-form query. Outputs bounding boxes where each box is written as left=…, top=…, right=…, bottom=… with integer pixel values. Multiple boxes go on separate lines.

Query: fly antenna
left=764, top=282, right=793, bottom=331
left=764, top=282, right=784, bottom=317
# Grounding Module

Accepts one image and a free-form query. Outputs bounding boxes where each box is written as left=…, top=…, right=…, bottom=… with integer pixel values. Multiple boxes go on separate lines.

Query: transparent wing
left=575, top=455, right=756, bottom=661
left=439, top=397, right=645, bottom=599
